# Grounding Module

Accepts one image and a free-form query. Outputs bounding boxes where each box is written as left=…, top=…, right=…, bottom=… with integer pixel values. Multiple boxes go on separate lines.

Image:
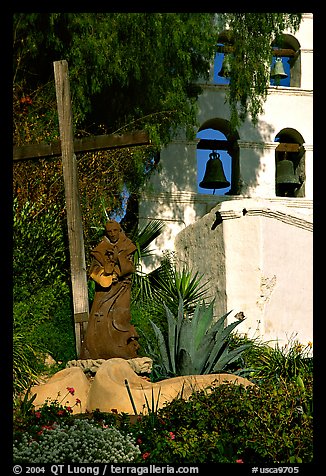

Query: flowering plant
left=13, top=419, right=141, bottom=463
left=13, top=386, right=81, bottom=442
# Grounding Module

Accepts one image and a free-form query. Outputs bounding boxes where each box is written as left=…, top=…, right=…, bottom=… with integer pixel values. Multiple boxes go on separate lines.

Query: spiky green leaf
left=149, top=320, right=171, bottom=375
left=212, top=343, right=253, bottom=372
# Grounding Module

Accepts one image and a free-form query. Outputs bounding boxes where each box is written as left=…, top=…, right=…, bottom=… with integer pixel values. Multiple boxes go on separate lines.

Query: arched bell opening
left=197, top=118, right=240, bottom=196
left=271, top=34, right=301, bottom=88
left=275, top=128, right=305, bottom=198
left=213, top=30, right=233, bottom=85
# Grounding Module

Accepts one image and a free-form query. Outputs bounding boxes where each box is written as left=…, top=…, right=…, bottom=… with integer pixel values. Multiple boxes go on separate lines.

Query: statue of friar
left=80, top=220, right=140, bottom=360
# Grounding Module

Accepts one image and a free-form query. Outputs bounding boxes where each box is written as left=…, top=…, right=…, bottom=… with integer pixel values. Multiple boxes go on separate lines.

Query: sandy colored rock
left=44, top=353, right=56, bottom=367
left=65, top=357, right=152, bottom=375
left=127, top=357, right=153, bottom=374
left=86, top=358, right=254, bottom=415
left=29, top=367, right=91, bottom=414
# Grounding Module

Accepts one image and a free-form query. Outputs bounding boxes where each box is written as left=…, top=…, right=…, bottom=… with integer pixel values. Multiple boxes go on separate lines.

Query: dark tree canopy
left=13, top=13, right=218, bottom=145
left=14, top=13, right=302, bottom=142
left=13, top=12, right=302, bottom=233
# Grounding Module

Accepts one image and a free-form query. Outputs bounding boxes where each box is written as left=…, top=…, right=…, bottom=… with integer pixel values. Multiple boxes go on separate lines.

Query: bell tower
left=139, top=14, right=313, bottom=346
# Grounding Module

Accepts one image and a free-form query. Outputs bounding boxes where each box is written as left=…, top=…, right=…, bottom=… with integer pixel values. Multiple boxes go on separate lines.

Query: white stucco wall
left=138, top=14, right=313, bottom=346
left=174, top=198, right=313, bottom=347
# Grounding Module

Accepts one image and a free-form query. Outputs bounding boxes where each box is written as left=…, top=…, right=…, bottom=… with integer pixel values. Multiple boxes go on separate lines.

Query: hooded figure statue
left=80, top=220, right=140, bottom=360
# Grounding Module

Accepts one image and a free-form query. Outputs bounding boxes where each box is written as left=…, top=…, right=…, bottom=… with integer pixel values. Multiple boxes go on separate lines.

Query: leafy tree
left=13, top=13, right=217, bottom=145
left=218, top=13, right=302, bottom=128
left=13, top=13, right=302, bottom=223
left=13, top=13, right=217, bottom=226
left=13, top=13, right=302, bottom=140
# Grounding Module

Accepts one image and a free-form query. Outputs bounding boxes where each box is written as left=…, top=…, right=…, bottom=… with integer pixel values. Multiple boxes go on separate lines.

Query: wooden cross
left=14, top=60, right=150, bottom=357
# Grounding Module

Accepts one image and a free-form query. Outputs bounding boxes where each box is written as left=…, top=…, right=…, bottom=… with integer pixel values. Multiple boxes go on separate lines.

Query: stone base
left=29, top=357, right=254, bottom=415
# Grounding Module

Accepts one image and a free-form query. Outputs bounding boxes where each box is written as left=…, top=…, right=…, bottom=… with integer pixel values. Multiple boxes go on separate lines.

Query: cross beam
left=13, top=130, right=150, bottom=161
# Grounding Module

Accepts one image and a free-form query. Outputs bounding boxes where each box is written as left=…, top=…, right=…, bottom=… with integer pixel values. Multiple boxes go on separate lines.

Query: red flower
left=76, top=398, right=81, bottom=405
left=20, top=96, right=32, bottom=105
left=236, top=459, right=244, bottom=464
left=137, top=438, right=142, bottom=445
left=35, top=412, right=41, bottom=419
left=142, top=452, right=150, bottom=460
left=169, top=431, right=175, bottom=440
left=66, top=406, right=73, bottom=413
left=67, top=387, right=75, bottom=395
left=57, top=410, right=65, bottom=416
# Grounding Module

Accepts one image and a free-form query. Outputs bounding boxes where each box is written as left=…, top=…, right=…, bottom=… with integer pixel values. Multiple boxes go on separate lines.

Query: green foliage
left=226, top=333, right=313, bottom=386
left=131, top=219, right=166, bottom=303
left=13, top=13, right=303, bottom=227
left=13, top=390, right=76, bottom=443
left=128, top=377, right=312, bottom=463
left=148, top=251, right=211, bottom=317
left=13, top=195, right=76, bottom=388
left=14, top=283, right=76, bottom=366
left=13, top=338, right=313, bottom=464
left=219, top=13, right=302, bottom=129
left=146, top=297, right=251, bottom=378
left=131, top=240, right=215, bottom=377
left=130, top=302, right=165, bottom=363
left=13, top=196, right=69, bottom=299
left=13, top=332, right=42, bottom=398
left=248, top=335, right=313, bottom=385
left=13, top=13, right=216, bottom=143
left=13, top=13, right=302, bottom=142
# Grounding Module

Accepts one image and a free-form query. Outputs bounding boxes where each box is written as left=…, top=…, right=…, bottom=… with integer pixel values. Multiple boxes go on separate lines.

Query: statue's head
left=105, top=220, right=121, bottom=243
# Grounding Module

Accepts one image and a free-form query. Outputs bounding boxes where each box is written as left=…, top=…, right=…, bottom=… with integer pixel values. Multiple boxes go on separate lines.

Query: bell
left=276, top=158, right=301, bottom=195
left=199, top=151, right=230, bottom=192
left=270, top=57, right=288, bottom=80
left=218, top=54, right=232, bottom=78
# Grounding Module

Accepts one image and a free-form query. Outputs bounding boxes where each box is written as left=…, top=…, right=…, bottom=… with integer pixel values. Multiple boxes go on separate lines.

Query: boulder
left=86, top=358, right=254, bottom=415
left=28, top=358, right=254, bottom=416
left=29, top=367, right=91, bottom=414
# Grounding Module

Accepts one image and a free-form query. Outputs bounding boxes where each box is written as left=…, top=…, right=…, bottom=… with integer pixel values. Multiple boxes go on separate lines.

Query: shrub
left=13, top=282, right=76, bottom=393
left=30, top=290, right=76, bottom=363
left=129, top=377, right=313, bottom=464
left=250, top=335, right=313, bottom=385
left=13, top=332, right=42, bottom=398
left=13, top=196, right=69, bottom=299
left=13, top=418, right=141, bottom=463
left=13, top=390, right=76, bottom=443
left=13, top=195, right=76, bottom=379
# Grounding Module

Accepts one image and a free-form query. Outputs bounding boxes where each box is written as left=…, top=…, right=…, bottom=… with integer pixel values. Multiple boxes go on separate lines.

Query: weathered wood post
left=53, top=60, right=89, bottom=357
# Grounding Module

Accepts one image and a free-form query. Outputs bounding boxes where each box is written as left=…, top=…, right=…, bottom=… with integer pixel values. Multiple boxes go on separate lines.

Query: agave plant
left=148, top=297, right=252, bottom=378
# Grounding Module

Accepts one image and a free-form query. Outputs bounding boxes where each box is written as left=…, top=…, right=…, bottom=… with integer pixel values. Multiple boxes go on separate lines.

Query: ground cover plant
left=13, top=418, right=141, bottom=463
